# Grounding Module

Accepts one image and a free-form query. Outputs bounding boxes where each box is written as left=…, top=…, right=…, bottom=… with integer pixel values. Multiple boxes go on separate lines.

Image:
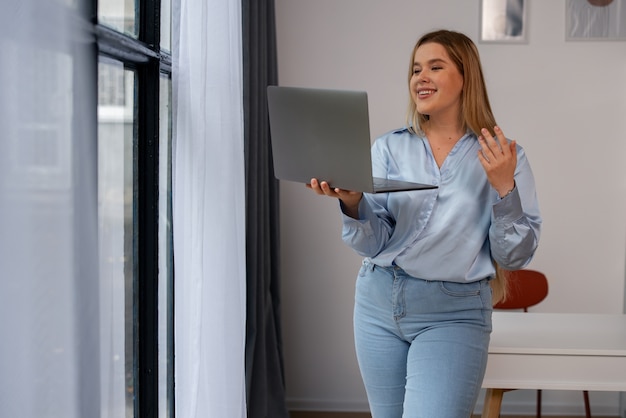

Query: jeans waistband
left=362, top=259, right=491, bottom=284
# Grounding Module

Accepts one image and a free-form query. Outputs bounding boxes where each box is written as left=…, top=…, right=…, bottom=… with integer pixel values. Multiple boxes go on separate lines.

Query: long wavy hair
left=405, top=29, right=508, bottom=304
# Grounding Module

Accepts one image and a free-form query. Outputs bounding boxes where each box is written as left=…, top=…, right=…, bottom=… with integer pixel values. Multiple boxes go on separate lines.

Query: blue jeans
left=353, top=260, right=493, bottom=418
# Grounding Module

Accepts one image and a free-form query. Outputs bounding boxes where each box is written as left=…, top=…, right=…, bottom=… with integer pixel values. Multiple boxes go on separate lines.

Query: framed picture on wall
left=566, top=0, right=626, bottom=41
left=480, top=0, right=528, bottom=43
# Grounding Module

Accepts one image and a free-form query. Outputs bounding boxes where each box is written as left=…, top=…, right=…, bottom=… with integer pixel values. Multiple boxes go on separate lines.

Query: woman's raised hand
left=477, top=126, right=517, bottom=198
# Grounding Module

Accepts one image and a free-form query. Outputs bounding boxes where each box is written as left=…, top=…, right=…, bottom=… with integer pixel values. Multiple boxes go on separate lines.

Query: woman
left=308, top=30, right=541, bottom=417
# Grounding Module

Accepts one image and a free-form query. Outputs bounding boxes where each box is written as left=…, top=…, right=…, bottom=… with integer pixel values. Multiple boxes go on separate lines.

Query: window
left=96, top=0, right=173, bottom=417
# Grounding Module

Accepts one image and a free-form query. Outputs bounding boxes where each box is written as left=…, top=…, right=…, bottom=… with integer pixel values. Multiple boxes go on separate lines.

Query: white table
left=481, top=312, right=626, bottom=418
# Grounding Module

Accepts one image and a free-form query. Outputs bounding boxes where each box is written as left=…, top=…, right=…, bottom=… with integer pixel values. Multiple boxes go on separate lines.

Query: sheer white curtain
left=0, top=1, right=99, bottom=417
left=172, top=0, right=247, bottom=417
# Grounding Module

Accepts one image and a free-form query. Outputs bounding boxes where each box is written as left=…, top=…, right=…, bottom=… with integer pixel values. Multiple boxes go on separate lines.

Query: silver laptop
left=266, top=86, right=437, bottom=193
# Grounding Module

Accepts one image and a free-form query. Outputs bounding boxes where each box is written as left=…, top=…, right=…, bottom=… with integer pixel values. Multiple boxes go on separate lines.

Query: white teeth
left=418, top=90, right=434, bottom=95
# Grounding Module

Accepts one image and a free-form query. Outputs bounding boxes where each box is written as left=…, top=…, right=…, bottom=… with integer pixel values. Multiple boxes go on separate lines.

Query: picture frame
left=566, top=0, right=626, bottom=41
left=480, top=0, right=528, bottom=43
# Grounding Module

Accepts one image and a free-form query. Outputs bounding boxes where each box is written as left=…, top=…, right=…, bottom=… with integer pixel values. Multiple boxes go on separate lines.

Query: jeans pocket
left=434, top=280, right=493, bottom=327
left=438, top=280, right=482, bottom=297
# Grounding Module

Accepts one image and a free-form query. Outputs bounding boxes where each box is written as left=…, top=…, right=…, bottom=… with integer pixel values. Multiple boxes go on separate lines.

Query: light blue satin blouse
left=341, top=128, right=542, bottom=283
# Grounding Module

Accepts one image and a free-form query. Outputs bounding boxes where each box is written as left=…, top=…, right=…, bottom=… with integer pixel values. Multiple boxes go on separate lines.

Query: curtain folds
left=242, top=1, right=288, bottom=417
left=172, top=0, right=247, bottom=417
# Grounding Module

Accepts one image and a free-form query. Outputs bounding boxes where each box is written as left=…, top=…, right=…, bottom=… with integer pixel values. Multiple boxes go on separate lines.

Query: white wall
left=276, top=0, right=626, bottom=415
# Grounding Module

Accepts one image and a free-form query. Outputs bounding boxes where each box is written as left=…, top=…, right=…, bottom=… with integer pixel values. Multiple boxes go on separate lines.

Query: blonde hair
left=491, top=264, right=510, bottom=305
left=405, top=30, right=507, bottom=304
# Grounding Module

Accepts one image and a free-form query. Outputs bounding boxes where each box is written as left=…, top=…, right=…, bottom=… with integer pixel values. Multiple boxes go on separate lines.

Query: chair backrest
left=493, top=269, right=548, bottom=311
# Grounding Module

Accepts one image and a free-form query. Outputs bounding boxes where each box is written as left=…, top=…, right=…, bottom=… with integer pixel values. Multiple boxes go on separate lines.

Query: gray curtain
left=242, top=1, right=288, bottom=417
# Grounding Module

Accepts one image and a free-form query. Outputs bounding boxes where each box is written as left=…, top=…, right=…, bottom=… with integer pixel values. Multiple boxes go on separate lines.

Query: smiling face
left=410, top=42, right=464, bottom=124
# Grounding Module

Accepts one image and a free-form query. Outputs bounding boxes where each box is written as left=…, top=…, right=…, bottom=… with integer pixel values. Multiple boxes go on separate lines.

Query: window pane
left=158, top=75, right=173, bottom=418
left=98, top=59, right=136, bottom=418
left=161, top=0, right=172, bottom=51
left=98, top=0, right=138, bottom=38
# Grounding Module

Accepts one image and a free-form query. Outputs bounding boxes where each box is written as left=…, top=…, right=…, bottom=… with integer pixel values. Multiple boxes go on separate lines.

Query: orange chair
left=493, top=269, right=591, bottom=418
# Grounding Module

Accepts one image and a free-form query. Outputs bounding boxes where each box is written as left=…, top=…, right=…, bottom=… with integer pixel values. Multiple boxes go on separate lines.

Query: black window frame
left=93, top=0, right=173, bottom=417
